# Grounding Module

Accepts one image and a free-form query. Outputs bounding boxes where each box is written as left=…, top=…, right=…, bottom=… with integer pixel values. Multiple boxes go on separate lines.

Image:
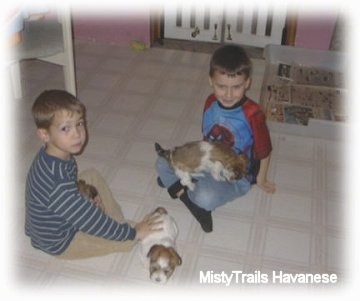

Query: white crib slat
left=270, top=5, right=287, bottom=41
left=195, top=4, right=205, bottom=30
left=181, top=4, right=191, bottom=28
left=164, top=2, right=286, bottom=47
left=256, top=6, right=269, bottom=37
left=199, top=3, right=222, bottom=42
left=164, top=2, right=177, bottom=30
left=224, top=3, right=238, bottom=36
left=242, top=6, right=253, bottom=35
left=207, top=3, right=222, bottom=28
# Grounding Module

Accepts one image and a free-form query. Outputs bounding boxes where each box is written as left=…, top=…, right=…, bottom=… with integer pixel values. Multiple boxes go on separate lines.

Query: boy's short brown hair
left=32, top=90, right=85, bottom=129
left=209, top=44, right=252, bottom=78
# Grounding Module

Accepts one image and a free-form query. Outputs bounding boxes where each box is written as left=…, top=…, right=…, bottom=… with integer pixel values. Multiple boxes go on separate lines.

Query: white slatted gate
left=164, top=3, right=287, bottom=48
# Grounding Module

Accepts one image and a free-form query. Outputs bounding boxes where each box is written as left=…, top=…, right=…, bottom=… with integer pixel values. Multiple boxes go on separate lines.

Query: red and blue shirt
left=202, top=94, right=272, bottom=182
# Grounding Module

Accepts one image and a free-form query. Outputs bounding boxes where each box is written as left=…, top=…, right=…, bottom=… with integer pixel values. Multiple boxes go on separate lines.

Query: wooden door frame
left=283, top=12, right=297, bottom=46
left=150, top=8, right=163, bottom=45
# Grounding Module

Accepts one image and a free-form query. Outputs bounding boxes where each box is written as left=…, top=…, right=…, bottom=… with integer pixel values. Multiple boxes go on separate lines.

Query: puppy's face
left=147, top=245, right=182, bottom=284
left=77, top=180, right=98, bottom=199
left=227, top=155, right=248, bottom=180
left=228, top=165, right=244, bottom=180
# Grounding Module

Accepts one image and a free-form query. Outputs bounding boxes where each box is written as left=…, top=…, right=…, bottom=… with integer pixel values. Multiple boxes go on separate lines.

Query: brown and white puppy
left=155, top=141, right=248, bottom=191
left=139, top=207, right=182, bottom=284
left=77, top=180, right=105, bottom=211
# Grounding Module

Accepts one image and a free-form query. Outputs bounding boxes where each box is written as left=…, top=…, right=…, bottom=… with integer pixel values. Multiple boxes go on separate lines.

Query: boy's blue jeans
left=155, top=157, right=251, bottom=211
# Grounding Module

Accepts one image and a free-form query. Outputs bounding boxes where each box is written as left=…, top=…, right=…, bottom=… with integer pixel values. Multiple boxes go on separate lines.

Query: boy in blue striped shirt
left=25, top=90, right=161, bottom=259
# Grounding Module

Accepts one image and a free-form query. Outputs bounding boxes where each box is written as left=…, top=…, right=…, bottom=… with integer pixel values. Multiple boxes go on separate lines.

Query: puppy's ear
left=77, top=180, right=87, bottom=194
left=154, top=207, right=167, bottom=215
left=147, top=244, right=162, bottom=258
left=168, top=247, right=182, bottom=266
left=87, top=184, right=98, bottom=198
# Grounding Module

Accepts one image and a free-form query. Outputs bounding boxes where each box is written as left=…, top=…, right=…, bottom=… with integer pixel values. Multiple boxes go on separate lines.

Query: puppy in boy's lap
left=155, top=140, right=248, bottom=191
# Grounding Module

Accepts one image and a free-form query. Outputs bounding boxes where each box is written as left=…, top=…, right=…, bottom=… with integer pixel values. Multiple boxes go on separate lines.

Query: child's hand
left=135, top=213, right=163, bottom=240
left=256, top=156, right=275, bottom=194
left=256, top=179, right=276, bottom=194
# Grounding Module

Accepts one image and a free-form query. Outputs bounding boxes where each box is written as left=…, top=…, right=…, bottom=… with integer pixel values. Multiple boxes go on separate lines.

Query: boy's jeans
left=155, top=157, right=251, bottom=211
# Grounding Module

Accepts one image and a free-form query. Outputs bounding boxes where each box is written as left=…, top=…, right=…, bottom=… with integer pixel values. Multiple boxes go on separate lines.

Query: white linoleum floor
left=10, top=40, right=347, bottom=296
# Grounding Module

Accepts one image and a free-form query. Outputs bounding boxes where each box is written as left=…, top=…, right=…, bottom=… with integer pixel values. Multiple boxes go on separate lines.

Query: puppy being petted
left=155, top=44, right=275, bottom=233
left=139, top=207, right=182, bottom=284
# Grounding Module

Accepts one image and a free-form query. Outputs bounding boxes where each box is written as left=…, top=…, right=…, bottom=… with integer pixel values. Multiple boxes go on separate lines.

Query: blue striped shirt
left=25, top=147, right=136, bottom=255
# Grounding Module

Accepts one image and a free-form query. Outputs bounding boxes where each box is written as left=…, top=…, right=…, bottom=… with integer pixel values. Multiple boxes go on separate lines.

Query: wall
left=70, top=9, right=338, bottom=51
left=295, top=13, right=338, bottom=50
left=72, top=11, right=151, bottom=46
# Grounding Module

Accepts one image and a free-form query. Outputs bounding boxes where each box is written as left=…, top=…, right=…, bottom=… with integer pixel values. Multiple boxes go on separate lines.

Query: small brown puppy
left=77, top=180, right=105, bottom=211
left=139, top=207, right=182, bottom=284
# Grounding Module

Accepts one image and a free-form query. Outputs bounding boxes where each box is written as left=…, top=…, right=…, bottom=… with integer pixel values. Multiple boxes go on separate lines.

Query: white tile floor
left=11, top=41, right=347, bottom=295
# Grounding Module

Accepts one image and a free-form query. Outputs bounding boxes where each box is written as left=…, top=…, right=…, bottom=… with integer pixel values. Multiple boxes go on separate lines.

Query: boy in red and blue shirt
left=156, top=45, right=275, bottom=233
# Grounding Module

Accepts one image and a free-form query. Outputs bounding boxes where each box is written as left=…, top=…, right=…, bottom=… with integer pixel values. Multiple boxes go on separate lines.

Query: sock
left=167, top=180, right=185, bottom=199
left=157, top=177, right=165, bottom=188
left=179, top=191, right=213, bottom=233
